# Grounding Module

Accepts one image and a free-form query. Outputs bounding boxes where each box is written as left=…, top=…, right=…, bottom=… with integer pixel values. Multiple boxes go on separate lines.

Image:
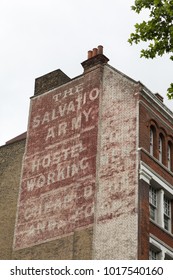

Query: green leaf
left=129, top=0, right=173, bottom=100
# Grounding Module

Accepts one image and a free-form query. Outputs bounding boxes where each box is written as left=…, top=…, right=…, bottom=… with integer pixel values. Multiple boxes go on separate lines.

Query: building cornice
left=139, top=160, right=173, bottom=195
left=141, top=87, right=173, bottom=122
left=138, top=100, right=173, bottom=132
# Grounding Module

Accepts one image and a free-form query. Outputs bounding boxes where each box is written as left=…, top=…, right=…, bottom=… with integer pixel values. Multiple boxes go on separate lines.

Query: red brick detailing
left=138, top=179, right=150, bottom=259
left=139, top=95, right=173, bottom=257
left=140, top=150, right=173, bottom=186
left=139, top=101, right=173, bottom=179
left=150, top=222, right=173, bottom=248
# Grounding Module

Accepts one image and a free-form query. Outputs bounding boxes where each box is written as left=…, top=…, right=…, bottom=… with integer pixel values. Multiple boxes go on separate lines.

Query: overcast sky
left=0, top=0, right=172, bottom=146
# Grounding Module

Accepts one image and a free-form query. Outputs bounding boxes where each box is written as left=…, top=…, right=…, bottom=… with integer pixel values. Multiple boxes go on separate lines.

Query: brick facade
left=0, top=46, right=173, bottom=259
left=138, top=179, right=150, bottom=260
left=0, top=139, right=25, bottom=259
left=93, top=65, right=139, bottom=259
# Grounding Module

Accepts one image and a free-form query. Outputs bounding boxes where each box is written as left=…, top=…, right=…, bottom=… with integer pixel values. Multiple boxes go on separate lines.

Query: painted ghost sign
left=14, top=78, right=100, bottom=249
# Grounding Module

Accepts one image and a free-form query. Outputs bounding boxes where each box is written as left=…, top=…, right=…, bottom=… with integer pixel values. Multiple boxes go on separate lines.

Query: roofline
left=3, top=132, right=27, bottom=146
left=106, top=64, right=173, bottom=121
left=140, top=84, right=173, bottom=120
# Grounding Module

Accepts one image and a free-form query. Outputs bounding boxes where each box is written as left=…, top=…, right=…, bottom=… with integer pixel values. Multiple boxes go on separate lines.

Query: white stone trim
left=150, top=235, right=173, bottom=259
left=139, top=147, right=173, bottom=177
left=142, top=89, right=173, bottom=122
left=139, top=169, right=152, bottom=184
left=140, top=161, right=173, bottom=233
left=140, top=161, right=173, bottom=195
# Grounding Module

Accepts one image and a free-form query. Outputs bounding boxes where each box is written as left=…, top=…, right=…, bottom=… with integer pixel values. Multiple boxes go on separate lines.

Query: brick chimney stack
left=82, top=45, right=109, bottom=71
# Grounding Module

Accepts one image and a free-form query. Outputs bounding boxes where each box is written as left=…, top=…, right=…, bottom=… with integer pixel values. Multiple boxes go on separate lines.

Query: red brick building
left=0, top=46, right=173, bottom=259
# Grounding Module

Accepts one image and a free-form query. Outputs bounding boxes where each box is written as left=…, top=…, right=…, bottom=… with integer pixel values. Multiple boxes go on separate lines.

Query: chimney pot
left=82, top=45, right=109, bottom=71
left=88, top=50, right=93, bottom=59
left=98, top=45, right=103, bottom=55
left=92, top=48, right=98, bottom=57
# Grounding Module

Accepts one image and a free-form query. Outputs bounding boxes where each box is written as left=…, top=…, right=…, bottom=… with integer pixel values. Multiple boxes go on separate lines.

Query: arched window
left=150, top=126, right=155, bottom=156
left=159, top=134, right=163, bottom=163
left=168, top=142, right=172, bottom=171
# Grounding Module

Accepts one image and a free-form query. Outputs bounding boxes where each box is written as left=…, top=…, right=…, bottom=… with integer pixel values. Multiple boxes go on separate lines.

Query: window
left=149, top=187, right=157, bottom=221
left=167, top=142, right=172, bottom=171
left=150, top=237, right=173, bottom=260
left=149, top=186, right=172, bottom=233
left=149, top=249, right=160, bottom=260
left=164, top=196, right=171, bottom=231
left=159, top=135, right=163, bottom=163
left=164, top=196, right=170, bottom=217
left=150, top=128, right=154, bottom=155
left=165, top=253, right=173, bottom=260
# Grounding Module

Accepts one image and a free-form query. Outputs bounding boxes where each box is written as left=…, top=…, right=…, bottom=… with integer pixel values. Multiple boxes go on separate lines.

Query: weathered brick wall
left=34, top=69, right=71, bottom=96
left=12, top=227, right=93, bottom=259
left=0, top=133, right=93, bottom=260
left=2, top=56, right=162, bottom=260
left=93, top=65, right=139, bottom=259
left=0, top=140, right=25, bottom=259
left=13, top=65, right=101, bottom=258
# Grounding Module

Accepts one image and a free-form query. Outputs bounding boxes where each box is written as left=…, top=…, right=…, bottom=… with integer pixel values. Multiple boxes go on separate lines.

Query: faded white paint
left=93, top=65, right=139, bottom=259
